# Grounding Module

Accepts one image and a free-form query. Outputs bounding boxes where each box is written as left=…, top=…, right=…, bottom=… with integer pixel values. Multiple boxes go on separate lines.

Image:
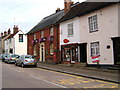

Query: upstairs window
left=19, top=34, right=23, bottom=42
left=41, top=31, right=44, bottom=38
left=50, top=27, right=54, bottom=36
left=68, top=23, right=74, bottom=37
left=88, top=15, right=98, bottom=33
left=34, top=34, right=36, bottom=40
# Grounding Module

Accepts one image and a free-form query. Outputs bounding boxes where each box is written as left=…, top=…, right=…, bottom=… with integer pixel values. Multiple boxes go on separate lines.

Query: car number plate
left=28, top=63, right=34, bottom=65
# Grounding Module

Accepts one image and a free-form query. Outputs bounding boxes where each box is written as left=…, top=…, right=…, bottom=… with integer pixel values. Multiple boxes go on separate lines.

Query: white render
left=79, top=4, right=119, bottom=65
left=60, top=3, right=120, bottom=65
left=60, top=17, right=80, bottom=46
left=4, top=30, right=27, bottom=55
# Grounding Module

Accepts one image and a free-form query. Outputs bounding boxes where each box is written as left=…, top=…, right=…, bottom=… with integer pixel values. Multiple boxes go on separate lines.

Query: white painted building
left=4, top=25, right=27, bottom=55
left=60, top=2, right=120, bottom=66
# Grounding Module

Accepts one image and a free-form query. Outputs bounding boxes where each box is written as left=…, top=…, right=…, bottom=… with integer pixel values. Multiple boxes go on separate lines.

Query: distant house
left=4, top=25, right=27, bottom=55
left=0, top=29, right=11, bottom=54
left=60, top=1, right=120, bottom=66
left=27, top=8, right=65, bottom=63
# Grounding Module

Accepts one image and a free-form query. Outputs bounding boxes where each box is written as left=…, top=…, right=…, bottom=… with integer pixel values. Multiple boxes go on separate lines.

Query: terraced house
left=4, top=25, right=27, bottom=55
left=60, top=1, right=120, bottom=67
left=0, top=29, right=11, bottom=54
left=27, top=8, right=65, bottom=63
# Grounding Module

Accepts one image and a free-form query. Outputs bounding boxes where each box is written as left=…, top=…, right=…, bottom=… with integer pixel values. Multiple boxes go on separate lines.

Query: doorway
left=79, top=43, right=87, bottom=63
left=112, top=37, right=120, bottom=65
left=40, top=43, right=45, bottom=62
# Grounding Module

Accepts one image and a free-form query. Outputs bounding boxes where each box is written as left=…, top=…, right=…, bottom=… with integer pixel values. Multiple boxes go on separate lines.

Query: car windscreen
left=25, top=55, right=34, bottom=59
left=11, top=55, right=19, bottom=58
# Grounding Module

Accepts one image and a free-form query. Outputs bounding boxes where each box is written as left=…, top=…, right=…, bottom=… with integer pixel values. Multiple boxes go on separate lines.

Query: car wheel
left=21, top=63, right=24, bottom=68
left=15, top=62, right=17, bottom=66
left=8, top=60, right=10, bottom=64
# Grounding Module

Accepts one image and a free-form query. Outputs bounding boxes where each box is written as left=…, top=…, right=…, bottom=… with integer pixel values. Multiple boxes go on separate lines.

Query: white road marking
left=30, top=74, right=67, bottom=88
left=8, top=67, right=21, bottom=72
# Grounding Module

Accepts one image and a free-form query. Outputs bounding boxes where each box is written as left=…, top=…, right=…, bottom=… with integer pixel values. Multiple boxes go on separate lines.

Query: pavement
left=37, top=62, right=120, bottom=84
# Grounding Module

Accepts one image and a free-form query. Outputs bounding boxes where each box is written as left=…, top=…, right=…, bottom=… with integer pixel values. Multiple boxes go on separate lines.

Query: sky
left=0, top=0, right=86, bottom=33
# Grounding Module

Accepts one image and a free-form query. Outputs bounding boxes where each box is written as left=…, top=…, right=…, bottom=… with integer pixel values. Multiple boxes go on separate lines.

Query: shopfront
left=61, top=43, right=78, bottom=63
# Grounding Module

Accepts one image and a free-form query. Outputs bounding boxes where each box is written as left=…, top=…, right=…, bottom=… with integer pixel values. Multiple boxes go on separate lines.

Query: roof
left=6, top=31, right=19, bottom=40
left=27, top=10, right=65, bottom=34
left=59, top=2, right=119, bottom=23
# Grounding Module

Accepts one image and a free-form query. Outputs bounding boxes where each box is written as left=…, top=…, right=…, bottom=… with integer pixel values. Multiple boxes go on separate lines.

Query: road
left=2, top=62, right=118, bottom=89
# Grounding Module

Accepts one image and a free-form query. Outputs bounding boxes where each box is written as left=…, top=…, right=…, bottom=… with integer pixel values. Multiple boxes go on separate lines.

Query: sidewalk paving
left=37, top=62, right=120, bottom=84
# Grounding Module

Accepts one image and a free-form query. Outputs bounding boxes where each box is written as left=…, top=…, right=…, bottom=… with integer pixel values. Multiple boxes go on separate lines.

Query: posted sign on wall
left=92, top=55, right=100, bottom=63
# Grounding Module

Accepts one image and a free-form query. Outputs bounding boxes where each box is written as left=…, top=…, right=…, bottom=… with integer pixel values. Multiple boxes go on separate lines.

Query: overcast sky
left=0, top=0, right=86, bottom=33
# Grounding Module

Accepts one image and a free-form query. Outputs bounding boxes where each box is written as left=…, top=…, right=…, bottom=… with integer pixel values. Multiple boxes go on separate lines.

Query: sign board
left=92, top=55, right=100, bottom=63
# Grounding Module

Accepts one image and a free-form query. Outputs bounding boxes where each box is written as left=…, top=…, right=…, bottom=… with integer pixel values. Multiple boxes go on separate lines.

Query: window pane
left=19, top=34, right=23, bottom=42
left=50, top=44, right=54, bottom=55
left=91, top=42, right=99, bottom=56
left=68, top=23, right=74, bottom=36
left=89, top=15, right=98, bottom=32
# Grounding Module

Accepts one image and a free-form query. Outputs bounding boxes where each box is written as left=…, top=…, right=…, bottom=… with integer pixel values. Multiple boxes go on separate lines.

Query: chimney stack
left=4, top=31, right=7, bottom=36
left=1, top=33, right=3, bottom=37
left=64, top=0, right=74, bottom=13
left=13, top=25, right=18, bottom=33
left=8, top=28, right=11, bottom=35
left=56, top=8, right=61, bottom=13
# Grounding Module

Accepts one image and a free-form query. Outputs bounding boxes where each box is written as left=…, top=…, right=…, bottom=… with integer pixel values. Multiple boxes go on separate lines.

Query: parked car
left=2, top=54, right=10, bottom=62
left=15, top=55, right=37, bottom=67
left=7, top=54, right=20, bottom=64
left=0, top=54, right=3, bottom=60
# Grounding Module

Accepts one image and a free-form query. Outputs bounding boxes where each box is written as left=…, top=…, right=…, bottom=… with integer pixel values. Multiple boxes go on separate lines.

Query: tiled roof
left=59, top=2, right=119, bottom=22
left=27, top=10, right=65, bottom=34
left=7, top=31, right=19, bottom=39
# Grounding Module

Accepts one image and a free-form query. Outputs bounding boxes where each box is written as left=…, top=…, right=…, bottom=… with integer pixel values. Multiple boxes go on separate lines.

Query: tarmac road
left=2, top=62, right=119, bottom=89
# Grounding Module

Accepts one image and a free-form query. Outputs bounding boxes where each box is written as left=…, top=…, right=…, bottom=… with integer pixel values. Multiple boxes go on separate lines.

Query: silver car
left=7, top=54, right=20, bottom=64
left=15, top=55, right=37, bottom=68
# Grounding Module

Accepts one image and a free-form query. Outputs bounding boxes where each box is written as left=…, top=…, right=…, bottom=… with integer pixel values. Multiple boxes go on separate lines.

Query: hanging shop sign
left=63, top=39, right=69, bottom=43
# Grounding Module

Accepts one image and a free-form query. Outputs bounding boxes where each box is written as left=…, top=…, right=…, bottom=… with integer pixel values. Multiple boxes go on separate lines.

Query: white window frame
left=34, top=33, right=36, bottom=40
left=41, top=31, right=44, bottom=38
left=88, top=15, right=98, bottom=33
left=91, top=42, right=100, bottom=56
left=50, top=44, right=54, bottom=55
left=68, top=23, right=74, bottom=37
left=50, top=27, right=54, bottom=36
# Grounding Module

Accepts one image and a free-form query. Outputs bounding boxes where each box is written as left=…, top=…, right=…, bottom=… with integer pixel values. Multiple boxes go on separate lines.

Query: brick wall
left=27, top=24, right=61, bottom=63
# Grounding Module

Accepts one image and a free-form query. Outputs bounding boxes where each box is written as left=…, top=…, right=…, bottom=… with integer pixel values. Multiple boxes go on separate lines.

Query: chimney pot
left=1, top=33, right=3, bottom=37
left=56, top=8, right=60, bottom=13
left=13, top=25, right=18, bottom=33
left=8, top=28, right=11, bottom=34
left=64, top=0, right=74, bottom=13
left=4, top=31, right=7, bottom=36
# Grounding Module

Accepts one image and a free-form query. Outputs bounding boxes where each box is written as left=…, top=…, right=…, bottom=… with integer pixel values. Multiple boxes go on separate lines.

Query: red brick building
left=27, top=9, right=64, bottom=64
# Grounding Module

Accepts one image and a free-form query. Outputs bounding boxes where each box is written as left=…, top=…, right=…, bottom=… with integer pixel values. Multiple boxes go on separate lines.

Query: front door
left=40, top=43, right=45, bottom=62
left=113, top=37, right=120, bottom=65
left=79, top=43, right=87, bottom=63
